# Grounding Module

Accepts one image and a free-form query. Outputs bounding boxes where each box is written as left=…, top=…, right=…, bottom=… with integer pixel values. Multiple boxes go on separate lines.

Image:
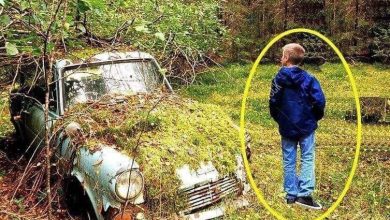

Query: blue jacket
left=269, top=66, right=326, bottom=140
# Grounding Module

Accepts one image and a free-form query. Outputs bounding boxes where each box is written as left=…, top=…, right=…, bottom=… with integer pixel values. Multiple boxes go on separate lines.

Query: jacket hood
left=269, top=66, right=326, bottom=140
left=275, top=66, right=306, bottom=88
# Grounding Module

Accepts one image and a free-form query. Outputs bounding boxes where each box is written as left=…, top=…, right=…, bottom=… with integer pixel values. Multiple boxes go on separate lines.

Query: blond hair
left=282, top=43, right=305, bottom=65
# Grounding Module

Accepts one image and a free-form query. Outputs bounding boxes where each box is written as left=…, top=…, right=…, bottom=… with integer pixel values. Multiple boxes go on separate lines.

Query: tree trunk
left=284, top=0, right=288, bottom=30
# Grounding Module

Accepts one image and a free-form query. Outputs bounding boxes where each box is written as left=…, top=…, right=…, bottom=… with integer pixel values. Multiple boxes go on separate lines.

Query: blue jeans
left=282, top=132, right=316, bottom=199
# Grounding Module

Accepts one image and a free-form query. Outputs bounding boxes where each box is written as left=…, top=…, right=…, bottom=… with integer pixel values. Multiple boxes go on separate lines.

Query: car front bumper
left=183, top=196, right=249, bottom=220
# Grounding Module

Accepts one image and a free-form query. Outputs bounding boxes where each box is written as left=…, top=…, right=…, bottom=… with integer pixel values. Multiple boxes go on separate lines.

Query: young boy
left=269, top=43, right=326, bottom=209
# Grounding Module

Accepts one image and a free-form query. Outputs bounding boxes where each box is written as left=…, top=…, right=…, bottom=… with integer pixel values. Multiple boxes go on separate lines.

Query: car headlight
left=115, top=170, right=144, bottom=200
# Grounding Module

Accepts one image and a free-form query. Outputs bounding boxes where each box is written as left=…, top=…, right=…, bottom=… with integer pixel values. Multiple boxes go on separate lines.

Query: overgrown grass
left=180, top=62, right=390, bottom=219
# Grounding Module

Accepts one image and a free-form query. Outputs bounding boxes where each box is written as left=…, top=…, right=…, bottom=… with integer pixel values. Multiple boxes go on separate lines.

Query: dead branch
left=42, top=1, right=66, bottom=219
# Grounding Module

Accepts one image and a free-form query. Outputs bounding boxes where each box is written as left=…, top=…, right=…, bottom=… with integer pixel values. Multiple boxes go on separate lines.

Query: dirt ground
left=0, top=89, right=66, bottom=219
left=0, top=135, right=75, bottom=220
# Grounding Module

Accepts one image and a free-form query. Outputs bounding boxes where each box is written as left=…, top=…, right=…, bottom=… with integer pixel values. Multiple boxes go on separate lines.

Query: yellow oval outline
left=239, top=28, right=362, bottom=220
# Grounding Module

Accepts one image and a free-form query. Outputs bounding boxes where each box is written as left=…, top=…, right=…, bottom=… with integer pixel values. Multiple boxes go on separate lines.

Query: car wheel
left=64, top=177, right=97, bottom=220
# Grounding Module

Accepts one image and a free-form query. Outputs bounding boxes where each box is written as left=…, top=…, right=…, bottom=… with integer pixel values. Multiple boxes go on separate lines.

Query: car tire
left=64, top=177, right=97, bottom=220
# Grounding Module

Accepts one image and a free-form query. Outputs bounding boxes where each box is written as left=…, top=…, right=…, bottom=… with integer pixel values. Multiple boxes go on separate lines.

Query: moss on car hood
left=56, top=93, right=241, bottom=213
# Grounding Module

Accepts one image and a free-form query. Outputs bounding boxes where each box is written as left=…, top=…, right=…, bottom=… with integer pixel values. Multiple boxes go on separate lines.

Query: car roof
left=56, top=51, right=156, bottom=70
left=92, top=51, right=154, bottom=60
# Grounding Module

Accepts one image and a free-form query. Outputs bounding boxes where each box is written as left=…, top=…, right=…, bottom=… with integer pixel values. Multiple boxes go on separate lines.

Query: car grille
left=180, top=176, right=242, bottom=214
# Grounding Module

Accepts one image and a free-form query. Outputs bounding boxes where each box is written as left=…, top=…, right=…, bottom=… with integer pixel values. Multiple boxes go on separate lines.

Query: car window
left=63, top=61, right=161, bottom=107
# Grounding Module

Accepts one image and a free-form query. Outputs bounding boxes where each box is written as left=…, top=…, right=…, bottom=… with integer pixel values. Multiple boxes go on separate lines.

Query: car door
left=23, top=103, right=46, bottom=147
left=20, top=86, right=58, bottom=148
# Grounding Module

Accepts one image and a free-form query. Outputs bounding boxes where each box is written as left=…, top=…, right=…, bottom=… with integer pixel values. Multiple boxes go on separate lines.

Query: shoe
left=296, top=197, right=322, bottom=210
left=286, top=198, right=296, bottom=204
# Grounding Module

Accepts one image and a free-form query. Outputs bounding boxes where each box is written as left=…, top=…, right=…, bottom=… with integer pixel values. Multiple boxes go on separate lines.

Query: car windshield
left=64, top=60, right=162, bottom=106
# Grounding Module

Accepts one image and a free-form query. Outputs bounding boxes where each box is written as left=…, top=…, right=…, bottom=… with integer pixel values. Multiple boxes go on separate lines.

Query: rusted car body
left=9, top=52, right=250, bottom=220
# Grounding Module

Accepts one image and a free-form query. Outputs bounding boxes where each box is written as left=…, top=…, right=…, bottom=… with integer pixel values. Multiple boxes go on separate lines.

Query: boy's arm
left=269, top=77, right=283, bottom=121
left=310, top=77, right=326, bottom=120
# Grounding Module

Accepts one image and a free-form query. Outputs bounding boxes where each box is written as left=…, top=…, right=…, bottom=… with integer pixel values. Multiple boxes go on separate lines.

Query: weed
left=13, top=197, right=25, bottom=213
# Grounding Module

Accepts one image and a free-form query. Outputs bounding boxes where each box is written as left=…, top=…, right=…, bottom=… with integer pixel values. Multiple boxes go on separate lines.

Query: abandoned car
left=9, top=52, right=251, bottom=220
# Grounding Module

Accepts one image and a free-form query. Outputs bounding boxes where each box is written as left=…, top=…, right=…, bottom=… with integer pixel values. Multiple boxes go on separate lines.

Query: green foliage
left=77, top=0, right=105, bottom=13
left=1, top=0, right=389, bottom=82
left=13, top=197, right=26, bottom=213
left=369, top=24, right=390, bottom=63
left=85, top=0, right=225, bottom=70
left=1, top=0, right=225, bottom=82
left=0, top=14, right=10, bottom=26
left=1, top=0, right=65, bottom=57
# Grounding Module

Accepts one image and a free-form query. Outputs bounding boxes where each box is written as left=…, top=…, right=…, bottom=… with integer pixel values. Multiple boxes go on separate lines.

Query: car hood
left=56, top=93, right=242, bottom=214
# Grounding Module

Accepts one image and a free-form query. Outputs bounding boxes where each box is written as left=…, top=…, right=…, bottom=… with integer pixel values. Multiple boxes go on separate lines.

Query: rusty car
left=9, top=52, right=251, bottom=220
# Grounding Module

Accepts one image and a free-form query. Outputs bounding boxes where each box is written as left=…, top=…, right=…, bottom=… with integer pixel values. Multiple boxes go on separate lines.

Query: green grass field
left=180, top=63, right=390, bottom=219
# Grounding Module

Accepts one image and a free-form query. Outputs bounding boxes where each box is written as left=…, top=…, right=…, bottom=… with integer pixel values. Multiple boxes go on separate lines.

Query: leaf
left=77, top=0, right=90, bottom=13
left=46, top=42, right=55, bottom=53
left=0, top=0, right=4, bottom=6
left=155, top=32, right=165, bottom=41
left=88, top=0, right=105, bottom=9
left=77, top=0, right=105, bottom=13
left=159, top=68, right=168, bottom=76
left=5, top=42, right=19, bottom=56
left=20, top=1, right=29, bottom=10
left=0, top=15, right=11, bottom=26
left=135, top=25, right=150, bottom=33
left=32, top=46, right=41, bottom=56
left=64, top=22, right=70, bottom=31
